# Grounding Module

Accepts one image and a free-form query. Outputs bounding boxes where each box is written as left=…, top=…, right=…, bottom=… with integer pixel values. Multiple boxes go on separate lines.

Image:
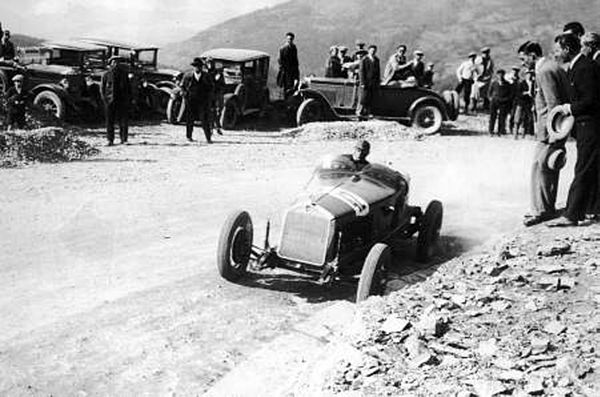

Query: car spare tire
left=412, top=104, right=443, bottom=135
left=356, top=243, right=390, bottom=303
left=166, top=95, right=185, bottom=124
left=416, top=200, right=443, bottom=262
left=217, top=210, right=253, bottom=282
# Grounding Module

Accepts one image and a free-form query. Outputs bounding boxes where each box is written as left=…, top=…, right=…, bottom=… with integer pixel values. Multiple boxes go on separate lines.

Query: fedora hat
left=190, top=57, right=204, bottom=67
left=547, top=105, right=575, bottom=141
left=545, top=146, right=567, bottom=171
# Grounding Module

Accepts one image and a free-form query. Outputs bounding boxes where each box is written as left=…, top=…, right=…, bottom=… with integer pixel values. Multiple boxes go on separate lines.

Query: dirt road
left=0, top=119, right=576, bottom=395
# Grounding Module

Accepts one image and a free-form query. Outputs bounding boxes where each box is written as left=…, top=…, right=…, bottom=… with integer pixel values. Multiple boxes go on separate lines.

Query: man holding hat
left=519, top=40, right=570, bottom=227
left=181, top=57, right=214, bottom=143
left=455, top=52, right=478, bottom=113
left=5, top=74, right=28, bottom=130
left=101, top=56, right=132, bottom=146
left=548, top=33, right=600, bottom=227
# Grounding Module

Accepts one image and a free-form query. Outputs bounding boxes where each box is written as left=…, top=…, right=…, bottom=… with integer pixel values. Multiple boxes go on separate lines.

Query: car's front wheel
left=296, top=98, right=325, bottom=126
left=217, top=210, right=254, bottom=282
left=416, top=200, right=443, bottom=262
left=33, top=90, right=65, bottom=120
left=356, top=243, right=390, bottom=303
left=412, top=104, right=443, bottom=135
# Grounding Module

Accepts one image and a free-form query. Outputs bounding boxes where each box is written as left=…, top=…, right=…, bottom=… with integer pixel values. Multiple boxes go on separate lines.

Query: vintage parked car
left=76, top=38, right=181, bottom=114
left=1, top=41, right=107, bottom=120
left=217, top=155, right=444, bottom=302
left=167, top=48, right=270, bottom=129
left=294, top=77, right=459, bottom=134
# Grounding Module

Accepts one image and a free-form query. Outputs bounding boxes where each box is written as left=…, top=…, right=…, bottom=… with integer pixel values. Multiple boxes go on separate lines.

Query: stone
left=380, top=317, right=410, bottom=334
left=451, top=294, right=467, bottom=306
left=490, top=300, right=511, bottom=312
left=472, top=379, right=509, bottom=397
left=558, top=277, right=576, bottom=290
left=416, top=312, right=447, bottom=338
left=494, top=357, right=516, bottom=370
left=477, top=338, right=498, bottom=358
left=496, top=369, right=525, bottom=381
left=536, top=241, right=571, bottom=257
left=530, top=336, right=549, bottom=355
left=584, top=258, right=599, bottom=268
left=405, top=334, right=435, bottom=368
left=487, top=263, right=509, bottom=277
left=535, top=276, right=559, bottom=290
left=544, top=320, right=567, bottom=335
left=524, top=377, right=544, bottom=395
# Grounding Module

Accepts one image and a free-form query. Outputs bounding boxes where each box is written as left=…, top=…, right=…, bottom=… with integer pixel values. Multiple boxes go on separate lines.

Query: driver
left=342, top=139, right=370, bottom=170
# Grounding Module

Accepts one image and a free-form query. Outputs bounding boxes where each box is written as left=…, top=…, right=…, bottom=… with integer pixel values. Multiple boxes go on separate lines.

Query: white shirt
left=193, top=71, right=202, bottom=81
left=456, top=60, right=477, bottom=80
left=593, top=50, right=600, bottom=62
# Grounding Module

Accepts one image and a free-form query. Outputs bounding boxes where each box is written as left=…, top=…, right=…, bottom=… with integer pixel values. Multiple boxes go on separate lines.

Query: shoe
left=106, top=141, right=114, bottom=147
left=523, top=215, right=544, bottom=227
left=187, top=137, right=194, bottom=142
left=546, top=216, right=577, bottom=227
left=216, top=128, right=223, bottom=136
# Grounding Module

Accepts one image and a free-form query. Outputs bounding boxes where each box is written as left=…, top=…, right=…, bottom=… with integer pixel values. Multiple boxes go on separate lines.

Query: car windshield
left=214, top=61, right=243, bottom=85
left=82, top=50, right=106, bottom=69
left=136, top=49, right=157, bottom=67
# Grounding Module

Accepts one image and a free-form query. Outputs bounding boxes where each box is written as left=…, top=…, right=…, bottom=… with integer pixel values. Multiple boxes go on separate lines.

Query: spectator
left=356, top=45, right=380, bottom=118
left=411, top=50, right=425, bottom=86
left=338, top=46, right=353, bottom=78
left=423, top=62, right=435, bottom=89
left=101, top=57, right=132, bottom=146
left=488, top=69, right=512, bottom=135
left=455, top=52, right=478, bottom=113
left=0, top=30, right=16, bottom=61
left=473, top=47, right=494, bottom=111
left=277, top=32, right=299, bottom=99
left=517, top=70, right=536, bottom=136
left=343, top=49, right=366, bottom=81
left=5, top=74, right=28, bottom=130
left=508, top=65, right=521, bottom=134
left=548, top=33, right=600, bottom=227
left=581, top=32, right=600, bottom=66
left=207, top=57, right=225, bottom=135
left=352, top=40, right=366, bottom=61
left=519, top=40, right=570, bottom=227
left=325, top=46, right=343, bottom=78
left=181, top=57, right=214, bottom=143
left=563, top=21, right=585, bottom=38
left=382, top=44, right=411, bottom=85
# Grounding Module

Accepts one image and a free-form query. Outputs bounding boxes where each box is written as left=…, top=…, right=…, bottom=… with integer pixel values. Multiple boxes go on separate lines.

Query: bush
left=0, top=127, right=99, bottom=167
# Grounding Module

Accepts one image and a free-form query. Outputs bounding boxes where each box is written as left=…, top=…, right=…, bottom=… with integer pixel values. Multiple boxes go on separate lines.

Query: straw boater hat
left=547, top=105, right=575, bottom=141
left=545, top=146, right=567, bottom=171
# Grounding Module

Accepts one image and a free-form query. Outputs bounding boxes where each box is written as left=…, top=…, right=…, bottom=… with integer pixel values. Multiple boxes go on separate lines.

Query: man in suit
left=519, top=41, right=570, bottom=227
left=101, top=57, right=132, bottom=146
left=277, top=32, right=299, bottom=99
left=181, top=57, right=214, bottom=143
left=487, top=69, right=513, bottom=135
left=0, top=29, right=16, bottom=61
left=356, top=44, right=380, bottom=118
left=548, top=33, right=600, bottom=226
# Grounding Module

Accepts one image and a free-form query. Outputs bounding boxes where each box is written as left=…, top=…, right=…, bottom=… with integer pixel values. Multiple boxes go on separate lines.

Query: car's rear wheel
left=220, top=101, right=238, bottom=130
left=412, top=104, right=443, bottom=135
left=217, top=210, right=254, bottom=282
left=33, top=90, right=65, bottom=120
left=356, top=243, right=390, bottom=303
left=416, top=200, right=443, bottom=262
left=166, top=95, right=185, bottom=124
left=296, top=98, right=325, bottom=126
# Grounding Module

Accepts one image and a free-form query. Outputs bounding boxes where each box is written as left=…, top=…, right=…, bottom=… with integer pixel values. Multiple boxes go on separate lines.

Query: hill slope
left=162, top=0, right=600, bottom=89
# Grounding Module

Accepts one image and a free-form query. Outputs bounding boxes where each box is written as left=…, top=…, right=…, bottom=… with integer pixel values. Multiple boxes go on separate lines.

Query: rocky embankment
left=325, top=224, right=600, bottom=397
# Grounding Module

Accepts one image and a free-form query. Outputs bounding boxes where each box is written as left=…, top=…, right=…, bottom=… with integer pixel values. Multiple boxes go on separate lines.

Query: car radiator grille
left=278, top=210, right=332, bottom=266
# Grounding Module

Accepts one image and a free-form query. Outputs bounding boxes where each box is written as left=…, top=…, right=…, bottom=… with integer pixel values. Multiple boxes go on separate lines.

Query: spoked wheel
left=296, top=98, right=325, bottom=126
left=412, top=104, right=443, bottom=134
left=217, top=210, right=253, bottom=282
left=356, top=243, right=390, bottom=303
left=33, top=91, right=65, bottom=120
left=220, top=102, right=238, bottom=130
left=416, top=200, right=443, bottom=262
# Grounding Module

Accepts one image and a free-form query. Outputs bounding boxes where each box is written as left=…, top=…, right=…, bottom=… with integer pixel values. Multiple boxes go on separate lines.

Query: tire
left=416, top=200, right=443, bottom=262
left=296, top=98, right=325, bottom=126
left=356, top=243, right=390, bottom=303
left=33, top=90, right=65, bottom=120
left=166, top=95, right=185, bottom=124
left=216, top=210, right=253, bottom=282
left=412, top=104, right=443, bottom=135
left=220, top=101, right=238, bottom=130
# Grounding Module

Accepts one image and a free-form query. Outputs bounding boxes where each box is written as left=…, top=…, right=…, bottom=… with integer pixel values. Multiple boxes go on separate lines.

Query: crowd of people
left=519, top=21, right=600, bottom=229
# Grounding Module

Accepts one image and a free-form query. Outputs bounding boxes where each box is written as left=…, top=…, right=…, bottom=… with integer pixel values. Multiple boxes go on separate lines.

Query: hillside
left=12, top=33, right=44, bottom=47
left=162, top=0, right=600, bottom=90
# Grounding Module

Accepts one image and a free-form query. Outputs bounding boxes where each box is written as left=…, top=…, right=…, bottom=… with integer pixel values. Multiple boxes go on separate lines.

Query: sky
left=0, top=0, right=289, bottom=45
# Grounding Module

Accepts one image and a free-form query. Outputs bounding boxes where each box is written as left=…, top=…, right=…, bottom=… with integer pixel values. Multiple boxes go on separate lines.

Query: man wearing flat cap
left=5, top=74, right=29, bottom=130
left=455, top=52, right=478, bottom=113
left=101, top=56, right=132, bottom=145
left=277, top=32, right=299, bottom=100
left=411, top=50, right=425, bottom=87
left=181, top=57, right=214, bottom=143
left=519, top=40, right=569, bottom=227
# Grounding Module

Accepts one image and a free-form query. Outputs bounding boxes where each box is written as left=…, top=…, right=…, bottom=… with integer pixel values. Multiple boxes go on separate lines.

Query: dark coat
left=277, top=43, right=299, bottom=88
left=6, top=86, right=28, bottom=114
left=325, top=55, right=343, bottom=78
left=567, top=55, right=600, bottom=121
left=411, top=60, right=425, bottom=86
left=488, top=78, right=513, bottom=104
left=101, top=64, right=131, bottom=105
left=181, top=70, right=214, bottom=107
left=0, top=39, right=15, bottom=60
left=359, top=55, right=380, bottom=88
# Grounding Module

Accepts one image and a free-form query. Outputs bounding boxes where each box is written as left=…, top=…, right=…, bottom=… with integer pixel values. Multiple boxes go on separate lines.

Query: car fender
left=408, top=95, right=449, bottom=121
left=296, top=88, right=338, bottom=120
left=156, top=80, right=177, bottom=91
left=31, top=83, right=68, bottom=101
left=223, top=93, right=241, bottom=115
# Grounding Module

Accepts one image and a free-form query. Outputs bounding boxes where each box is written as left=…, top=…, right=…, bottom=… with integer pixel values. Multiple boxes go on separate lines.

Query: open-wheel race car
left=216, top=155, right=443, bottom=302
left=294, top=77, right=459, bottom=134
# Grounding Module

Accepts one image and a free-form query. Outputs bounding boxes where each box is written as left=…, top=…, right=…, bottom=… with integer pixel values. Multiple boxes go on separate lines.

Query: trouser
left=356, top=85, right=377, bottom=116
left=455, top=79, right=473, bottom=111
left=105, top=102, right=129, bottom=143
left=186, top=99, right=212, bottom=142
left=564, top=120, right=599, bottom=221
left=6, top=109, right=26, bottom=130
left=513, top=102, right=533, bottom=136
left=530, top=141, right=560, bottom=217
left=488, top=100, right=510, bottom=134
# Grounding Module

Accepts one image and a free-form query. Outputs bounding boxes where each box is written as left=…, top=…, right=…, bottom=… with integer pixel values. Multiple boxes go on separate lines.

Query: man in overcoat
left=101, top=56, right=132, bottom=145
left=356, top=45, right=380, bottom=117
left=181, top=57, right=214, bottom=143
left=277, top=32, right=299, bottom=99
